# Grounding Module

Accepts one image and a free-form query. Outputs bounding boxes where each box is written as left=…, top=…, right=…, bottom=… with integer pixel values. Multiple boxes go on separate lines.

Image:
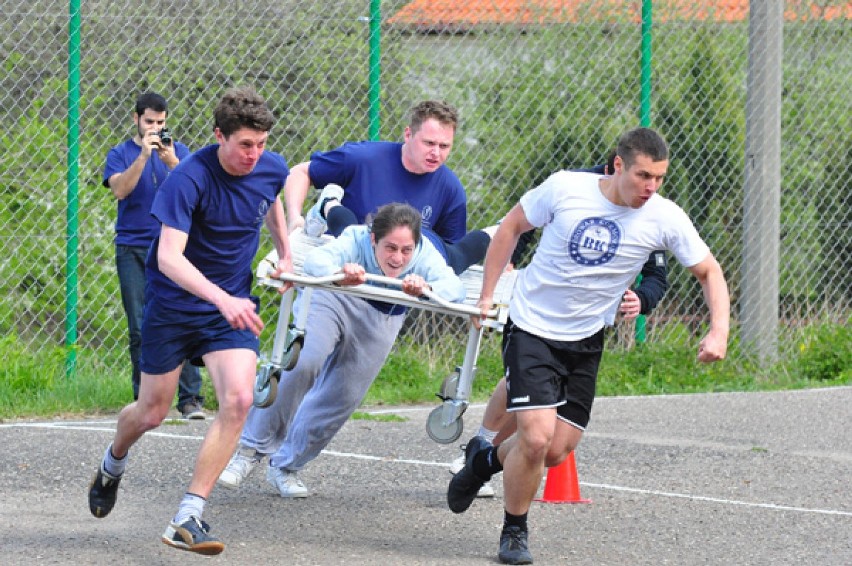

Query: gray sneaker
left=217, top=446, right=263, bottom=489
left=304, top=184, right=344, bottom=237
left=266, top=465, right=308, bottom=498
left=179, top=400, right=205, bottom=420
left=498, top=525, right=533, bottom=564
left=162, top=516, right=224, bottom=555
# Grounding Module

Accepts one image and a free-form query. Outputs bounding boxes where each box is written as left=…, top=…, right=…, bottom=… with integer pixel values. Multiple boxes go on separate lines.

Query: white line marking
left=581, top=482, right=852, bottom=517
left=0, top=421, right=118, bottom=429
left=321, top=449, right=449, bottom=468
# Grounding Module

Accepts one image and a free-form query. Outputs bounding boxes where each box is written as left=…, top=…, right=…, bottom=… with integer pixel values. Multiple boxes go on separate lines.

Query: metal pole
left=742, top=0, right=782, bottom=362
left=640, top=0, right=652, bottom=127
left=368, top=0, right=381, bottom=140
left=635, top=0, right=653, bottom=343
left=65, top=0, right=81, bottom=378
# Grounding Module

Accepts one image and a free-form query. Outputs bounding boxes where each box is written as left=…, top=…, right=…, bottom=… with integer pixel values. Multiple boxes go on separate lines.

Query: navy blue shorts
left=502, top=320, right=604, bottom=430
left=140, top=297, right=260, bottom=375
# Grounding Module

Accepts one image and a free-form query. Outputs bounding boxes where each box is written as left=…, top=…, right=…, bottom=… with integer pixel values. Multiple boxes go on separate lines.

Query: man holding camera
left=103, top=91, right=205, bottom=419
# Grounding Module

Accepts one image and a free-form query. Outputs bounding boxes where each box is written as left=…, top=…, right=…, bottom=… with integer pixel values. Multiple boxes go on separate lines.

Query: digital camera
left=156, top=128, right=173, bottom=145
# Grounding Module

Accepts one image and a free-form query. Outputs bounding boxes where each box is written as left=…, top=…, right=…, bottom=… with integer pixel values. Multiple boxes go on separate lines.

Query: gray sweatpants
left=240, top=289, right=404, bottom=471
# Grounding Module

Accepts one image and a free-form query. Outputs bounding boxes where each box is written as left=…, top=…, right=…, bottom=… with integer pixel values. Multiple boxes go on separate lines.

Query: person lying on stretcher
left=218, top=202, right=465, bottom=497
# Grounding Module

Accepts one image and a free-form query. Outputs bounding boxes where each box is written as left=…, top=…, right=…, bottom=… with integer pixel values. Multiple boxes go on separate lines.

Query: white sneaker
left=477, top=479, right=495, bottom=497
left=304, top=184, right=345, bottom=237
left=217, top=447, right=263, bottom=489
left=449, top=452, right=495, bottom=498
left=266, top=465, right=308, bottom=498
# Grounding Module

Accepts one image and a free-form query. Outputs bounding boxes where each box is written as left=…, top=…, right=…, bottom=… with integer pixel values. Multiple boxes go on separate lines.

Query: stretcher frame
left=253, top=229, right=518, bottom=444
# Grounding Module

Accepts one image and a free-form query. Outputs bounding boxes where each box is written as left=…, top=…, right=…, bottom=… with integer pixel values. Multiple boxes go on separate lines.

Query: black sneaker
left=447, top=435, right=490, bottom=513
left=162, top=516, right=225, bottom=555
left=179, top=400, right=205, bottom=420
left=88, top=466, right=121, bottom=518
left=498, top=525, right=533, bottom=564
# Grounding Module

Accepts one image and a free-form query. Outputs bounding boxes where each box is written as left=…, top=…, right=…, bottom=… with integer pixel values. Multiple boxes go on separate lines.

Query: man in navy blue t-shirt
left=89, top=86, right=294, bottom=556
left=103, top=92, right=205, bottom=419
left=284, top=100, right=492, bottom=273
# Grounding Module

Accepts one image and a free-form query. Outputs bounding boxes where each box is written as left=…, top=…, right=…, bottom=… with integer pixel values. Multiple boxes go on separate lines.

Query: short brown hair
left=408, top=100, right=459, bottom=134
left=213, top=86, right=275, bottom=137
left=616, top=127, right=669, bottom=168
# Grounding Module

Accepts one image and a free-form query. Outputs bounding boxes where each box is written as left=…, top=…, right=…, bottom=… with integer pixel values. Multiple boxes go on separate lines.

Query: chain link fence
left=1, top=1, right=849, bottom=388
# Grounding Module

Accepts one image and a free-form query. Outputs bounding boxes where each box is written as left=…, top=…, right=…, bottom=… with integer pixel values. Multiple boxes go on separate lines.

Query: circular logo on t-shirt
left=569, top=217, right=620, bottom=265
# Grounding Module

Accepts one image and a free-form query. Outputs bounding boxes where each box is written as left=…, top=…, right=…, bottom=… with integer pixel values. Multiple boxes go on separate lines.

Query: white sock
left=102, top=443, right=127, bottom=477
left=173, top=492, right=206, bottom=525
left=477, top=426, right=498, bottom=445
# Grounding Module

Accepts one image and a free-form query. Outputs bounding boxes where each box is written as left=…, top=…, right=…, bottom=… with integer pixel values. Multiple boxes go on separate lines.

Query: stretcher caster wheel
left=281, top=338, right=302, bottom=371
left=253, top=365, right=280, bottom=408
left=426, top=406, right=463, bottom=444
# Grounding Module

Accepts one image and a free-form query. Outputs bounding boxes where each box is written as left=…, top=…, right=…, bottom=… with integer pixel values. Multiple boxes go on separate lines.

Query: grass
left=1, top=322, right=848, bottom=421
left=351, top=412, right=407, bottom=422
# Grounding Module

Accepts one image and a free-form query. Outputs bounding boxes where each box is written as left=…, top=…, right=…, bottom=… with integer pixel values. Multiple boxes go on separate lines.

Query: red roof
left=387, top=1, right=852, bottom=29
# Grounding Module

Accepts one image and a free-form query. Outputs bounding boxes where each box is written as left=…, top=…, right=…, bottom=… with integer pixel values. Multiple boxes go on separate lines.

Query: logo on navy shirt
left=420, top=205, right=433, bottom=229
left=255, top=200, right=270, bottom=226
left=569, top=217, right=620, bottom=266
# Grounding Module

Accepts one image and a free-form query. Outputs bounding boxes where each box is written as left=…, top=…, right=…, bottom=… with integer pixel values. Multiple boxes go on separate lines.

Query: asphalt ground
left=1, top=386, right=850, bottom=565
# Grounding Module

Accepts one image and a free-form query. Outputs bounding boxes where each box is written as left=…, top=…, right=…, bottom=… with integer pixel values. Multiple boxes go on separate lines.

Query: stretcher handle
left=361, top=273, right=455, bottom=308
left=271, top=271, right=455, bottom=309
left=266, top=269, right=498, bottom=318
left=362, top=274, right=501, bottom=318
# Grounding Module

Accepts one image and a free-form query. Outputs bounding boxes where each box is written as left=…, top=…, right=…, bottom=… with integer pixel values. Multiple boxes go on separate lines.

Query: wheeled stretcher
left=253, top=229, right=518, bottom=444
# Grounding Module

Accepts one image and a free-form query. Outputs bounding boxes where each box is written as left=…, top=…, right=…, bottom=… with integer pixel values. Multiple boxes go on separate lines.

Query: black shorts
left=502, top=320, right=604, bottom=430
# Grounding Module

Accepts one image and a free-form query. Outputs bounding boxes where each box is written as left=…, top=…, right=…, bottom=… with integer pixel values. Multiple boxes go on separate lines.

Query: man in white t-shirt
left=447, top=127, right=730, bottom=565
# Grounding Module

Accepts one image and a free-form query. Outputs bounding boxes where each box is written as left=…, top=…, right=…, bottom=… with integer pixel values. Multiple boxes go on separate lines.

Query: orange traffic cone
left=535, top=450, right=591, bottom=504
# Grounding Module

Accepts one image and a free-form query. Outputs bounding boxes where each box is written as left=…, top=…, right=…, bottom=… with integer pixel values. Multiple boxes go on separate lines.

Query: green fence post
left=640, top=0, right=653, bottom=127
left=635, top=0, right=654, bottom=344
left=65, top=0, right=81, bottom=377
left=368, top=0, right=381, bottom=140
